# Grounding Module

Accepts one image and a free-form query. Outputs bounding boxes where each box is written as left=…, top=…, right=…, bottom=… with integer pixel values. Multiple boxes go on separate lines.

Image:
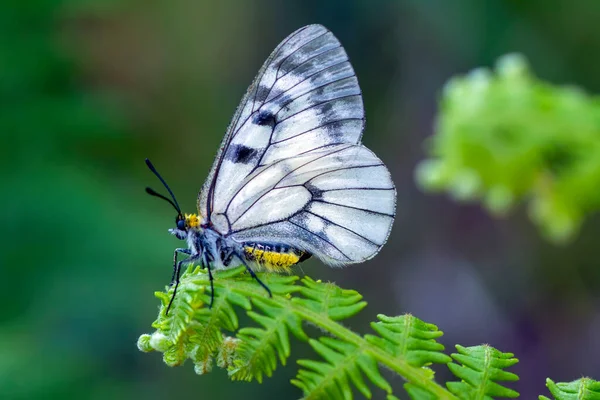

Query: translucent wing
left=198, top=24, right=365, bottom=220
left=197, top=25, right=396, bottom=264
left=226, top=144, right=395, bottom=265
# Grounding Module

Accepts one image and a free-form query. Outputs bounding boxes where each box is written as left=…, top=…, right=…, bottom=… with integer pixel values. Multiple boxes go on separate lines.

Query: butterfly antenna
left=145, top=158, right=182, bottom=215
left=145, top=187, right=181, bottom=214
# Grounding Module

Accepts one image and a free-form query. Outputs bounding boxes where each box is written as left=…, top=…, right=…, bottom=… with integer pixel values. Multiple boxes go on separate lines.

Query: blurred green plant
left=0, top=1, right=141, bottom=398
left=416, top=54, right=600, bottom=243
left=139, top=267, right=598, bottom=399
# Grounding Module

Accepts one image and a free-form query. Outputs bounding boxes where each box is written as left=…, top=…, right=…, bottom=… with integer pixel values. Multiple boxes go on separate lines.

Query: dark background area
left=2, top=0, right=599, bottom=398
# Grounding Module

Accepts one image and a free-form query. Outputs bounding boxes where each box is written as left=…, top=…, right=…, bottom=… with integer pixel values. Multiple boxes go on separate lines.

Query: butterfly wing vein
left=198, top=24, right=396, bottom=265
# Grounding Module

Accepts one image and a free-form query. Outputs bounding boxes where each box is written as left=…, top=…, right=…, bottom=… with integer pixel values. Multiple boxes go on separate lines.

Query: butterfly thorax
left=173, top=221, right=239, bottom=270
left=170, top=214, right=309, bottom=272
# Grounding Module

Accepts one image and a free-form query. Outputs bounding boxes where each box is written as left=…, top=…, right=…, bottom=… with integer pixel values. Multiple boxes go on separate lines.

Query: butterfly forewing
left=198, top=25, right=364, bottom=218
left=197, top=24, right=395, bottom=266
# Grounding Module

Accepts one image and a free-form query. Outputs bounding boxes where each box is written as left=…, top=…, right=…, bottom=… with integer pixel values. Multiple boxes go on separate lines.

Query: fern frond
left=293, top=314, right=452, bottom=399
left=138, top=257, right=600, bottom=400
left=364, top=314, right=452, bottom=399
left=446, top=344, right=519, bottom=399
left=216, top=336, right=240, bottom=369
left=294, top=276, right=367, bottom=320
left=404, top=385, right=438, bottom=400
left=138, top=265, right=251, bottom=369
left=230, top=297, right=306, bottom=382
left=292, top=336, right=392, bottom=399
left=539, top=377, right=600, bottom=400
left=139, top=267, right=465, bottom=399
left=366, top=314, right=452, bottom=366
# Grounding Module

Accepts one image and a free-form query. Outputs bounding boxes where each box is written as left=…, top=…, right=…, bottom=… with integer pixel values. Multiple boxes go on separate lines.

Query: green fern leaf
left=293, top=314, right=453, bottom=399
left=404, top=384, right=439, bottom=399
left=366, top=314, right=452, bottom=399
left=539, top=377, right=600, bottom=400
left=446, top=344, right=519, bottom=399
left=416, top=53, right=600, bottom=242
left=366, top=314, right=452, bottom=366
left=230, top=297, right=306, bottom=383
left=293, top=276, right=367, bottom=320
left=231, top=275, right=370, bottom=388
left=140, top=267, right=458, bottom=399
left=292, top=336, right=392, bottom=399
left=138, top=265, right=252, bottom=369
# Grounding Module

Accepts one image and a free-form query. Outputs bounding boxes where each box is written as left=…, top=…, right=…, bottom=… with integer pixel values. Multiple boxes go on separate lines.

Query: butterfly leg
left=164, top=248, right=193, bottom=315
left=171, top=248, right=191, bottom=284
left=236, top=252, right=272, bottom=298
left=201, top=251, right=216, bottom=309
left=166, top=258, right=191, bottom=316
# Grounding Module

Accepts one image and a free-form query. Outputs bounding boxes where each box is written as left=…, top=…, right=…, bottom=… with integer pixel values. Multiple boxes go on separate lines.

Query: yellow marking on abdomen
left=244, top=247, right=301, bottom=273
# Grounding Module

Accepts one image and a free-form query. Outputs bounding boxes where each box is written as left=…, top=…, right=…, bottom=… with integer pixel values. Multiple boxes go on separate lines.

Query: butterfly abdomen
left=243, top=242, right=309, bottom=272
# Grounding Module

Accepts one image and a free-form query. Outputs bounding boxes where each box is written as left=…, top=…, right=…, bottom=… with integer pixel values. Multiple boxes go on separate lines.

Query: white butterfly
left=146, top=24, right=396, bottom=313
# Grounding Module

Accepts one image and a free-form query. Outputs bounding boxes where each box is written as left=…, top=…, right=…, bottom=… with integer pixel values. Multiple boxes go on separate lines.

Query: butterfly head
left=169, top=213, right=202, bottom=240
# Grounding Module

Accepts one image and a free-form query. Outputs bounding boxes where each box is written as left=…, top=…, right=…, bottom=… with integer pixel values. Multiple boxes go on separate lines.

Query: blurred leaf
left=417, top=53, right=600, bottom=243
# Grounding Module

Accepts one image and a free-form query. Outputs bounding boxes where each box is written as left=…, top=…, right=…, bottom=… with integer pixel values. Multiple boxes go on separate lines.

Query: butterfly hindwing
left=228, top=144, right=395, bottom=265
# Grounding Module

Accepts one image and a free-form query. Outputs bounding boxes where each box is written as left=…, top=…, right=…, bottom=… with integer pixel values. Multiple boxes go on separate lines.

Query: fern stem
left=144, top=268, right=459, bottom=398
left=231, top=284, right=457, bottom=399
left=293, top=306, right=456, bottom=399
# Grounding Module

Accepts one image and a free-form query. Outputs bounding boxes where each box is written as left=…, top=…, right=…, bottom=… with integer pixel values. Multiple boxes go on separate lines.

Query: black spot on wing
left=324, top=120, right=351, bottom=141
left=253, top=110, right=277, bottom=127
left=254, top=85, right=272, bottom=104
left=313, top=85, right=327, bottom=97
left=226, top=144, right=260, bottom=164
left=270, top=94, right=293, bottom=111
left=275, top=30, right=330, bottom=77
left=276, top=94, right=361, bottom=125
left=318, top=101, right=334, bottom=116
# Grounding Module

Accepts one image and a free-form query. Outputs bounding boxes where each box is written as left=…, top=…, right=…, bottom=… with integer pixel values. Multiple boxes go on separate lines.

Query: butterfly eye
left=177, top=219, right=186, bottom=230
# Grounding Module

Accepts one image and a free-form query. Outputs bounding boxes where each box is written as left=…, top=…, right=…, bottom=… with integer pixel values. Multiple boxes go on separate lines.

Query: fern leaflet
left=230, top=297, right=306, bottom=382
left=539, top=377, right=600, bottom=400
left=137, top=266, right=562, bottom=399
left=292, top=336, right=392, bottom=399
left=366, top=314, right=452, bottom=366
left=446, top=344, right=519, bottom=399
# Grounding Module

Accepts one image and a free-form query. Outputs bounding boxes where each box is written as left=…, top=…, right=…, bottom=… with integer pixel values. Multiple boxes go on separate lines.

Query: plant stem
left=294, top=306, right=456, bottom=399
left=230, top=282, right=457, bottom=399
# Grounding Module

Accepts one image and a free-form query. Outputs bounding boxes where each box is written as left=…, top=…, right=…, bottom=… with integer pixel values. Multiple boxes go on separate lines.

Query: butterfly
left=145, top=24, right=396, bottom=314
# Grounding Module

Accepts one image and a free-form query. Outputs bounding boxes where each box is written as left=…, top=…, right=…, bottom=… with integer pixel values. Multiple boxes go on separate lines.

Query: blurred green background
left=2, top=0, right=600, bottom=399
